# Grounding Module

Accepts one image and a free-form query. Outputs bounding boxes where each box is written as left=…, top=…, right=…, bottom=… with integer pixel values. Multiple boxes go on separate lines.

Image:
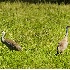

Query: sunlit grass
left=0, top=2, right=70, bottom=69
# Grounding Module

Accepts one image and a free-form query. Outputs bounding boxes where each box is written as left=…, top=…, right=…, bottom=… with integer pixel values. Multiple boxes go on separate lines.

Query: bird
left=56, top=26, right=70, bottom=55
left=1, top=31, right=22, bottom=51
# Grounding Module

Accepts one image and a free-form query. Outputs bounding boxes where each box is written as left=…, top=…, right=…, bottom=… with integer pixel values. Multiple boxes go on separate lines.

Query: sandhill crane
left=1, top=31, right=22, bottom=51
left=56, top=26, right=70, bottom=55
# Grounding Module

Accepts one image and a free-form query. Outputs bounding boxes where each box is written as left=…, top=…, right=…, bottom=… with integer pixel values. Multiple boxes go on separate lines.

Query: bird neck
left=65, top=27, right=68, bottom=37
left=1, top=35, right=5, bottom=42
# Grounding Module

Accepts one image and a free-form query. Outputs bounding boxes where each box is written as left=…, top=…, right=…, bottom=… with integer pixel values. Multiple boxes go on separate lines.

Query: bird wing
left=4, top=39, right=17, bottom=47
left=4, top=39, right=22, bottom=50
left=58, top=38, right=68, bottom=48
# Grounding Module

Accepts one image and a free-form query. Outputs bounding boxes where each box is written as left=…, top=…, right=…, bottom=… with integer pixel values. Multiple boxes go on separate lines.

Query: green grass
left=0, top=2, right=70, bottom=69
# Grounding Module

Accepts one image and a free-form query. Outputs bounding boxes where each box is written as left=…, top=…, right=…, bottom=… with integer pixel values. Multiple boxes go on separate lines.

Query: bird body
left=1, top=31, right=22, bottom=51
left=56, top=26, right=70, bottom=55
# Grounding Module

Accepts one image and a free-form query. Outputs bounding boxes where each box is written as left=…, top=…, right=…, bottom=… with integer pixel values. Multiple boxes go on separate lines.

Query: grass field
left=0, top=2, right=70, bottom=69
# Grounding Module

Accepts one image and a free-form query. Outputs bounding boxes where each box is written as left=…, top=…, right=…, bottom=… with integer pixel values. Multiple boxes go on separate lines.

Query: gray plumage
left=1, top=31, right=22, bottom=51
left=56, top=26, right=70, bottom=55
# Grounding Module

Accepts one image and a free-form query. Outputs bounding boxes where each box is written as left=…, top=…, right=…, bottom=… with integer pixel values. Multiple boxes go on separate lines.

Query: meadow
left=0, top=1, right=70, bottom=69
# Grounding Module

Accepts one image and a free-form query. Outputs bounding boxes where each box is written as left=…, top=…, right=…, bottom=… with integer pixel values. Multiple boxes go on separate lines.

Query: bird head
left=66, top=26, right=70, bottom=29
